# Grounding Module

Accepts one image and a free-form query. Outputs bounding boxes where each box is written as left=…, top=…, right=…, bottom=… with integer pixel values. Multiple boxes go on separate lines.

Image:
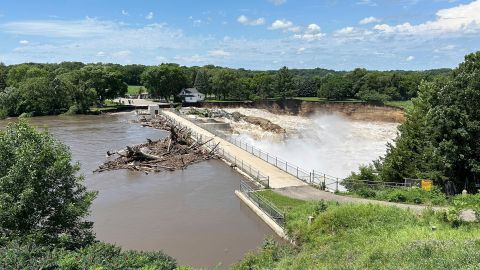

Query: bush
left=0, top=240, right=177, bottom=270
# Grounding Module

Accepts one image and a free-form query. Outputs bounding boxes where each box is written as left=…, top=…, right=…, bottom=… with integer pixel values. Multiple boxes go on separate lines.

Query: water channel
left=0, top=112, right=278, bottom=269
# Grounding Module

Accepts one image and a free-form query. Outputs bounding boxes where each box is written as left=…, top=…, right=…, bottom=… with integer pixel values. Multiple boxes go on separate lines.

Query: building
left=178, top=88, right=205, bottom=103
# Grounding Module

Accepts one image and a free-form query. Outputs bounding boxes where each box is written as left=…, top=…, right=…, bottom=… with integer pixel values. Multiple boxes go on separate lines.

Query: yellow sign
left=421, top=179, right=433, bottom=191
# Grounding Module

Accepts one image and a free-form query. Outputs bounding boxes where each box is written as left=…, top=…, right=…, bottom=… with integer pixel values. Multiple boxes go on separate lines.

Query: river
left=0, top=113, right=278, bottom=269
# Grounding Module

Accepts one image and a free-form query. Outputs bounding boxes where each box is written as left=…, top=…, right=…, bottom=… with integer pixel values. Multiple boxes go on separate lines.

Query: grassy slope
left=231, top=191, right=480, bottom=270
left=127, top=85, right=144, bottom=95
left=385, top=100, right=414, bottom=111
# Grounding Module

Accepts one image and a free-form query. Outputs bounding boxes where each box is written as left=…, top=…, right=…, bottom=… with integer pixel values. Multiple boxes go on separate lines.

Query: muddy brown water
left=0, top=113, right=278, bottom=269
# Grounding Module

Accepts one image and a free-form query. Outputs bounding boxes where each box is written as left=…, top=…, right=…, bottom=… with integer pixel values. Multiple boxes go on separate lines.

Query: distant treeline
left=0, top=61, right=451, bottom=118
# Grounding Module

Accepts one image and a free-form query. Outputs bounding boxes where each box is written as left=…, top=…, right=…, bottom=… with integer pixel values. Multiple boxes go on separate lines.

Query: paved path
left=164, top=110, right=444, bottom=212
left=275, top=185, right=445, bottom=212
left=163, top=110, right=307, bottom=189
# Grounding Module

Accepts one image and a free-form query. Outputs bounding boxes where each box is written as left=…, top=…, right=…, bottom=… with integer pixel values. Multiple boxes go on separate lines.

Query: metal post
left=296, top=167, right=299, bottom=177
left=286, top=162, right=288, bottom=171
left=276, top=157, right=277, bottom=166
left=336, top=178, right=339, bottom=192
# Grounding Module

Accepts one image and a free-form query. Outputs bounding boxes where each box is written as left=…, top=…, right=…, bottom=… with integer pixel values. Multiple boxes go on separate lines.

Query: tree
left=0, top=121, right=97, bottom=248
left=370, top=51, right=480, bottom=192
left=141, top=64, right=188, bottom=101
left=318, top=73, right=350, bottom=100
left=79, top=65, right=127, bottom=102
left=193, top=68, right=211, bottom=95
left=275, top=66, right=296, bottom=99
left=252, top=73, right=275, bottom=99
left=210, top=69, right=239, bottom=100
left=0, top=63, right=7, bottom=90
left=295, top=77, right=319, bottom=97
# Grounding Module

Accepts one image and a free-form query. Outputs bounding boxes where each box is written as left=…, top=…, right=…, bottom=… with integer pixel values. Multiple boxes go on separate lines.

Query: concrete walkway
left=163, top=110, right=308, bottom=189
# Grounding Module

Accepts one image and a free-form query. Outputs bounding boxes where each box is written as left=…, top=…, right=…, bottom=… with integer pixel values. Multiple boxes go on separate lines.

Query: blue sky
left=0, top=0, right=479, bottom=70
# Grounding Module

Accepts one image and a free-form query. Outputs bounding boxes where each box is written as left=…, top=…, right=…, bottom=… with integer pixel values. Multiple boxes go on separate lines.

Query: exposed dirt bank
left=199, top=100, right=405, bottom=123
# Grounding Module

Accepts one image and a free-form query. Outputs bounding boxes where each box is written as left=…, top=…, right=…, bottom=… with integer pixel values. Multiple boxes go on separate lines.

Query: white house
left=178, top=88, right=205, bottom=103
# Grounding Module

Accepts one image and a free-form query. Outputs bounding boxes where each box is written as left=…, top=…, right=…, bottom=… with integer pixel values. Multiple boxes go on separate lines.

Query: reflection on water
left=0, top=113, right=277, bottom=269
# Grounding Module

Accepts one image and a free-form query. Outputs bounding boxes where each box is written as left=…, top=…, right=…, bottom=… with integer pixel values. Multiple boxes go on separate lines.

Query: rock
left=459, top=209, right=477, bottom=222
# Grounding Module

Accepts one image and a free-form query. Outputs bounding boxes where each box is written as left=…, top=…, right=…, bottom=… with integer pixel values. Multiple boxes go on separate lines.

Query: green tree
left=252, top=73, right=275, bottom=99
left=79, top=65, right=127, bottom=102
left=210, top=69, right=239, bottom=100
left=0, top=63, right=7, bottom=90
left=141, top=64, right=188, bottom=101
left=193, top=68, right=210, bottom=95
left=0, top=122, right=97, bottom=248
left=318, top=73, right=350, bottom=100
left=275, top=66, right=296, bottom=99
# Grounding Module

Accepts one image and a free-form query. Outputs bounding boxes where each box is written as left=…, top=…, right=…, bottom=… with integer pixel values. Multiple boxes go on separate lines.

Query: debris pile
left=96, top=115, right=219, bottom=173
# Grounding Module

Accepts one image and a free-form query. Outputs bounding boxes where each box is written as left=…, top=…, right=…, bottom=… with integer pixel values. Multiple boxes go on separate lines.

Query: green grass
left=342, top=186, right=448, bottom=206
left=292, top=97, right=366, bottom=103
left=127, top=85, right=145, bottom=95
left=231, top=192, right=480, bottom=270
left=385, top=100, right=414, bottom=110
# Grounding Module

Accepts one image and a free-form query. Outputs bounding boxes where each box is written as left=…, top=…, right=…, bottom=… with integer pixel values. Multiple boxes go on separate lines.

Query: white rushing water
left=223, top=108, right=399, bottom=178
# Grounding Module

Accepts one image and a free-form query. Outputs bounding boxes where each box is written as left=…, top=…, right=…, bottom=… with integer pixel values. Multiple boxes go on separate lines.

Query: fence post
left=275, top=157, right=277, bottom=166
left=296, top=167, right=299, bottom=178
left=286, top=162, right=288, bottom=171
left=336, top=178, right=339, bottom=192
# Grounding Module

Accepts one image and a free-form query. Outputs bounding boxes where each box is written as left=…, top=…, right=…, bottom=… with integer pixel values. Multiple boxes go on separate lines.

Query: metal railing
left=240, top=180, right=285, bottom=228
left=167, top=109, right=422, bottom=193
left=159, top=112, right=270, bottom=188
left=172, top=110, right=314, bottom=183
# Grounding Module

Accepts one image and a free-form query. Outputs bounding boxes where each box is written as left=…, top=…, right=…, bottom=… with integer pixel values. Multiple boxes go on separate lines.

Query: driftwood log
left=95, top=115, right=218, bottom=173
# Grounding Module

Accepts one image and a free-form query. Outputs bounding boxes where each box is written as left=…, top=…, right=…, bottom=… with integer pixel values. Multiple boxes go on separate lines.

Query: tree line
left=349, top=51, right=480, bottom=193
left=0, top=61, right=451, bottom=118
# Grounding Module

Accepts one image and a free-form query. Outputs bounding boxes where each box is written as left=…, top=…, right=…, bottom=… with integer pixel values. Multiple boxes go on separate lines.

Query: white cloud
left=336, top=27, right=355, bottom=35
left=373, top=0, right=480, bottom=35
left=208, top=49, right=231, bottom=57
left=268, top=0, right=287, bottom=6
left=357, top=0, right=377, bottom=6
left=146, top=12, right=154, bottom=20
left=19, top=40, right=29, bottom=45
left=96, top=51, right=106, bottom=57
left=121, top=10, right=129, bottom=16
left=293, top=23, right=325, bottom=41
left=306, top=24, right=321, bottom=34
left=237, top=15, right=265, bottom=26
left=269, top=19, right=300, bottom=32
left=406, top=55, right=415, bottom=61
left=297, top=47, right=306, bottom=54
left=359, top=16, right=381, bottom=25
left=270, top=19, right=293, bottom=30
left=0, top=18, right=115, bottom=38
left=113, top=50, right=131, bottom=58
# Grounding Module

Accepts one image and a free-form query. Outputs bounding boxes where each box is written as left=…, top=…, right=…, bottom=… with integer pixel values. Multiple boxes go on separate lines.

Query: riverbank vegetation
left=347, top=51, right=480, bottom=194
left=232, top=192, right=480, bottom=270
left=0, top=121, right=179, bottom=269
left=0, top=60, right=451, bottom=118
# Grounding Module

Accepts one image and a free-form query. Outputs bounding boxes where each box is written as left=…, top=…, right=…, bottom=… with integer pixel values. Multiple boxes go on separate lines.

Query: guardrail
left=167, top=109, right=420, bottom=193
left=171, top=110, right=315, bottom=183
left=239, top=180, right=285, bottom=228
left=159, top=111, right=270, bottom=188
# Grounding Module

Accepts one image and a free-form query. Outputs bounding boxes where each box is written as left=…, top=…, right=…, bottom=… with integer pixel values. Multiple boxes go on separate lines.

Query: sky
left=0, top=0, right=479, bottom=70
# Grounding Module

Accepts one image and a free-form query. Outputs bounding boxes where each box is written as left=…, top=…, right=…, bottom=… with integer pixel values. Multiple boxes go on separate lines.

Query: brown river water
left=0, top=113, right=278, bottom=269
